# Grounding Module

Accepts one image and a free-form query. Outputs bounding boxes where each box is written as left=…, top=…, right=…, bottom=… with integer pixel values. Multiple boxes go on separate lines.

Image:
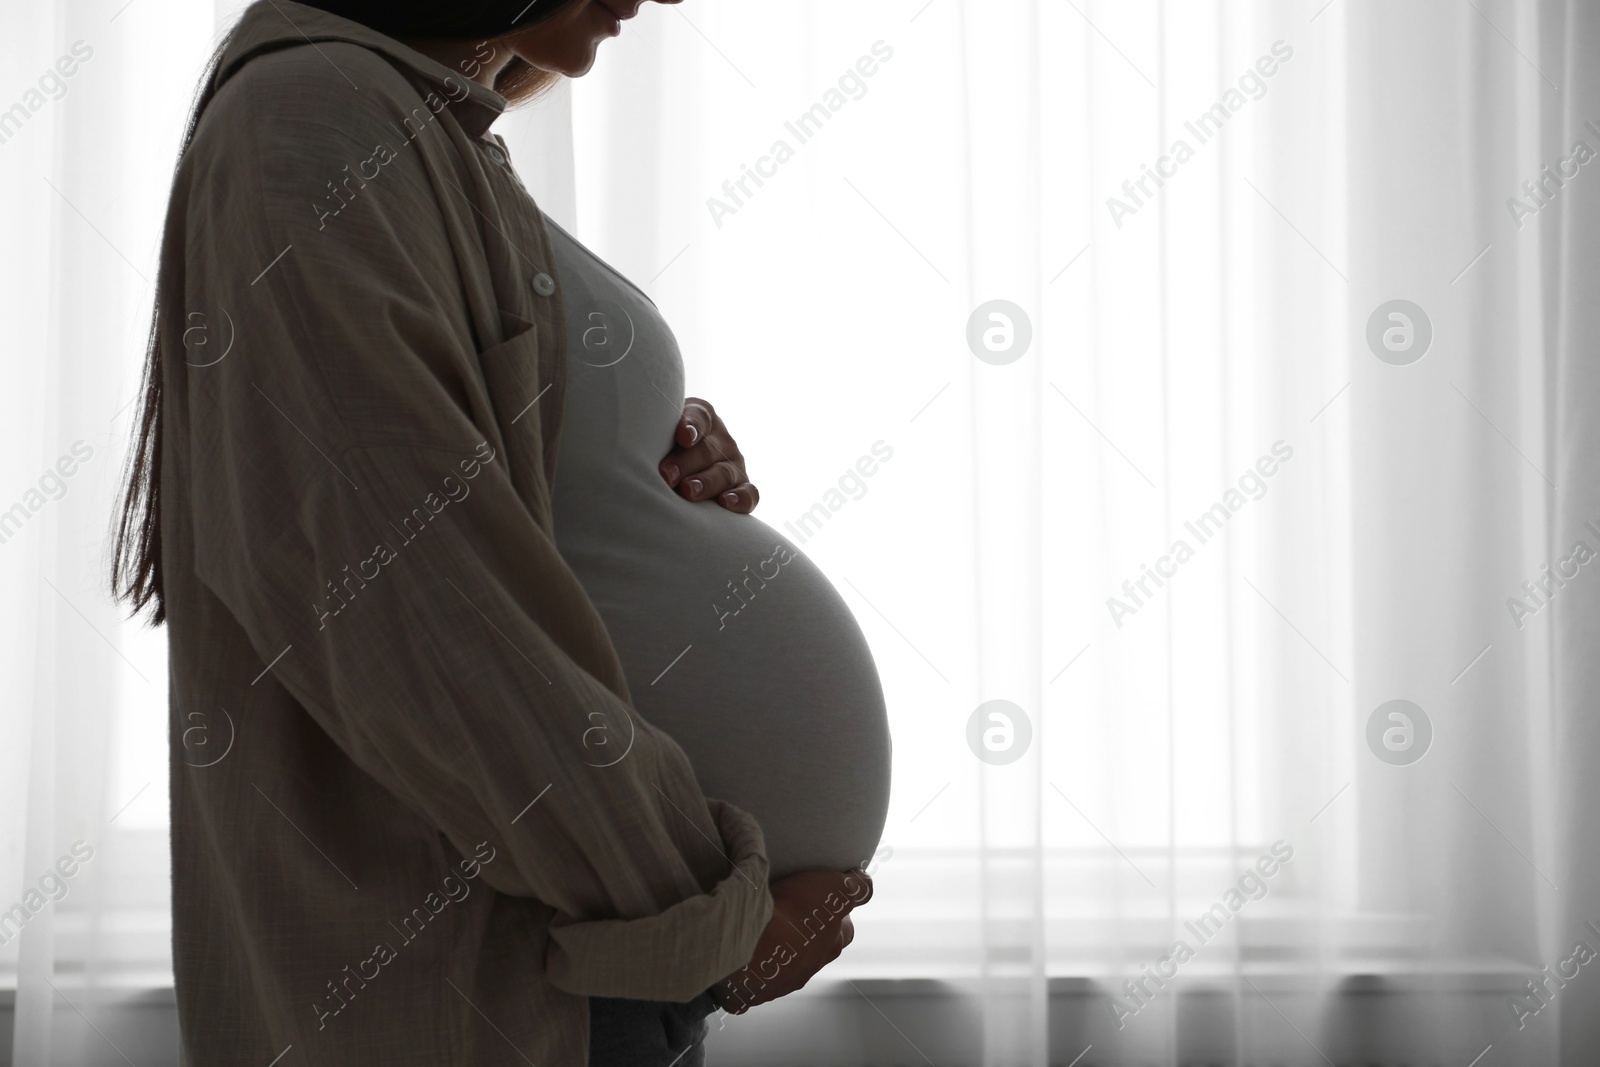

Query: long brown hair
left=110, top=28, right=561, bottom=626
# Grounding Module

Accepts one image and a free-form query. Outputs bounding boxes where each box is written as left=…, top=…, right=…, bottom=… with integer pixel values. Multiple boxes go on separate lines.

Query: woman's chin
left=521, top=43, right=604, bottom=80
left=563, top=50, right=602, bottom=78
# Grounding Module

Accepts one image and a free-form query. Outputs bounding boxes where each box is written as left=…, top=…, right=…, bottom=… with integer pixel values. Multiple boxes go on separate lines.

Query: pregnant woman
left=109, top=1, right=889, bottom=1064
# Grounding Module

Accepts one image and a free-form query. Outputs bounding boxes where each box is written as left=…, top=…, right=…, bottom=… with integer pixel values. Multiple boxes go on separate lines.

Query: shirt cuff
left=544, top=799, right=773, bottom=1001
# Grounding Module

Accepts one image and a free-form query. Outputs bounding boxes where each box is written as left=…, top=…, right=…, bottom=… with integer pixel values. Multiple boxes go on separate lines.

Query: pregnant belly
left=560, top=498, right=892, bottom=880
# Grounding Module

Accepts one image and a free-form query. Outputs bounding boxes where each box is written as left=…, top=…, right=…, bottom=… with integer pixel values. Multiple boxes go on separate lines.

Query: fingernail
left=687, top=478, right=703, bottom=497
left=686, top=425, right=700, bottom=445
left=722, top=492, right=739, bottom=506
left=661, top=463, right=678, bottom=484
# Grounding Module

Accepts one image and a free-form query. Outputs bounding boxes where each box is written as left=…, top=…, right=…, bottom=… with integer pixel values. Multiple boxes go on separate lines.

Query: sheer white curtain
left=2, top=1, right=220, bottom=1063
left=2, top=1, right=1592, bottom=1065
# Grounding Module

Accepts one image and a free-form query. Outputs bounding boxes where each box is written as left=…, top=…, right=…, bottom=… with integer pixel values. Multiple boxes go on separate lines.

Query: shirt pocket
left=475, top=308, right=561, bottom=520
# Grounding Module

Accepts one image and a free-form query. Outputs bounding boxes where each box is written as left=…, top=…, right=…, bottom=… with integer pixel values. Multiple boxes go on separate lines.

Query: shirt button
left=485, top=144, right=507, bottom=166
left=532, top=272, right=556, bottom=297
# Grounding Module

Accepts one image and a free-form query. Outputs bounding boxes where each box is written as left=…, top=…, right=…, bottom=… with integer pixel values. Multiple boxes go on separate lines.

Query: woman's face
left=501, top=0, right=682, bottom=78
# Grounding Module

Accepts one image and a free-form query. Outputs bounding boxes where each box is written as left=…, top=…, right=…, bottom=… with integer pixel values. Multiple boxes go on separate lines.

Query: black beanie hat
left=306, top=1, right=581, bottom=41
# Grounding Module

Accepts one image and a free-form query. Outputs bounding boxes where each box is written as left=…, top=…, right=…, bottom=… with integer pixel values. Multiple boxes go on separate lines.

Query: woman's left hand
left=658, top=397, right=759, bottom=513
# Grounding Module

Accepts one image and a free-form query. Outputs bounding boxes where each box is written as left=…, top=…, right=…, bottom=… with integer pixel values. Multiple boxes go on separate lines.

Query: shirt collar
left=217, top=0, right=508, bottom=138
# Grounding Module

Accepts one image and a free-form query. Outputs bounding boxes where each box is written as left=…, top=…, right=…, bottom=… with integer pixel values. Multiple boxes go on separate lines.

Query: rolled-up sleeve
left=172, top=50, right=770, bottom=1002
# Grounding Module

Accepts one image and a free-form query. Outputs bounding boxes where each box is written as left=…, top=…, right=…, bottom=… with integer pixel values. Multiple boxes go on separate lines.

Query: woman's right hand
left=711, top=867, right=873, bottom=1014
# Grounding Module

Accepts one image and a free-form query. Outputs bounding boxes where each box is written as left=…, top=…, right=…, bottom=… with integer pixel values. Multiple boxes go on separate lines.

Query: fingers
left=841, top=866, right=874, bottom=906
left=676, top=458, right=745, bottom=502
left=815, top=914, right=850, bottom=974
left=662, top=454, right=742, bottom=505
left=663, top=432, right=740, bottom=480
left=719, top=482, right=759, bottom=513
left=658, top=438, right=740, bottom=490
left=676, top=397, right=715, bottom=449
left=771, top=867, right=873, bottom=909
left=663, top=397, right=759, bottom=508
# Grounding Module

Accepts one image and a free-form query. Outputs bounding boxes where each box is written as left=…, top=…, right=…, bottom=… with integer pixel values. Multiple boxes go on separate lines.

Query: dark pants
left=587, top=990, right=721, bottom=1067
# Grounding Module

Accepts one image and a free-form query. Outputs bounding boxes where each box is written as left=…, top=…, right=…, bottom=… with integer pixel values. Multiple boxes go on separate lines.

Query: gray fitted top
left=544, top=216, right=891, bottom=880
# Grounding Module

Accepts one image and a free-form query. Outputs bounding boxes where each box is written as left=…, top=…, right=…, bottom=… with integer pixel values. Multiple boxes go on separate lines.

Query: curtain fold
left=1552, top=0, right=1600, bottom=1057
left=952, top=0, right=1049, bottom=1059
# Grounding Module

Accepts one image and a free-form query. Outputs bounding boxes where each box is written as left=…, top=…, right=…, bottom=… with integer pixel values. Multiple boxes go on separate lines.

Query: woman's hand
left=658, top=398, right=759, bottom=513
left=711, top=867, right=873, bottom=1014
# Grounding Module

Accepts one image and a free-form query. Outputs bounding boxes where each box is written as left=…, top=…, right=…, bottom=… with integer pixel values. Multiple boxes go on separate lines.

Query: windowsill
left=0, top=956, right=1534, bottom=1002
left=812, top=956, right=1536, bottom=993
left=0, top=976, right=176, bottom=1005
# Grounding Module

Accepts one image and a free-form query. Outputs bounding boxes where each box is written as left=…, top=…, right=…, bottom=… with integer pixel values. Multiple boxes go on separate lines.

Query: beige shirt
left=159, top=3, right=772, bottom=1063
